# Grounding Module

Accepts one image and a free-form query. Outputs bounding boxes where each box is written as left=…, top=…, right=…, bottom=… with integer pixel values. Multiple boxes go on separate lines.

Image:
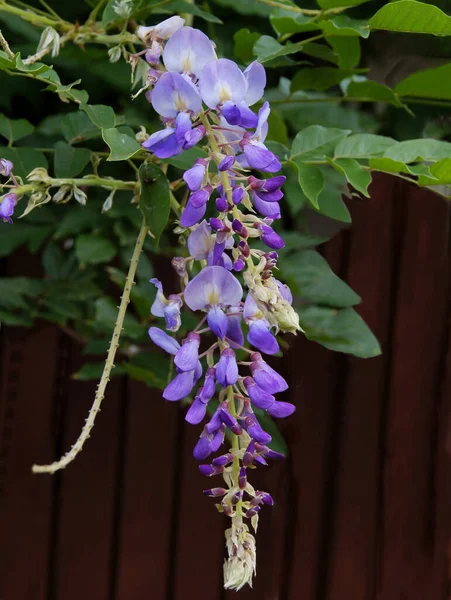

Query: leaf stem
left=32, top=218, right=149, bottom=474
left=0, top=29, right=15, bottom=58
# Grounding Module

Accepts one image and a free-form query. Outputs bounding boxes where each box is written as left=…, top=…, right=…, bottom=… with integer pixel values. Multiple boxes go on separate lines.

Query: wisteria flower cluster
left=140, top=17, right=301, bottom=590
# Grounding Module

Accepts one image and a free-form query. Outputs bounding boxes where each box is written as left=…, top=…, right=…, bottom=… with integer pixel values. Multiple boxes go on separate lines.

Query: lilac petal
left=163, top=371, right=195, bottom=401
left=244, top=144, right=280, bottom=172
left=245, top=416, right=272, bottom=444
left=200, top=368, right=216, bottom=401
left=255, top=101, right=270, bottom=140
left=184, top=126, right=205, bottom=149
left=261, top=226, right=285, bottom=250
left=149, top=16, right=185, bottom=40
left=232, top=187, right=245, bottom=205
left=142, top=127, right=181, bottom=159
left=187, top=220, right=213, bottom=260
left=163, top=300, right=182, bottom=332
left=248, top=320, right=279, bottom=355
left=252, top=192, right=281, bottom=219
left=148, top=327, right=181, bottom=355
left=0, top=159, right=13, bottom=177
left=193, top=435, right=213, bottom=460
left=221, top=408, right=241, bottom=434
left=275, top=279, right=293, bottom=304
left=215, top=197, right=228, bottom=212
left=183, top=163, right=206, bottom=191
left=243, top=294, right=261, bottom=321
left=145, top=41, right=161, bottom=65
left=194, top=360, right=203, bottom=384
left=256, top=189, right=284, bottom=202
left=180, top=199, right=206, bottom=227
left=219, top=155, right=235, bottom=171
left=262, top=176, right=286, bottom=192
left=226, top=308, right=244, bottom=349
left=251, top=358, right=288, bottom=393
left=216, top=348, right=238, bottom=387
left=0, top=193, right=17, bottom=221
left=163, top=27, right=216, bottom=77
left=174, top=333, right=200, bottom=371
left=184, top=266, right=243, bottom=311
left=221, top=102, right=241, bottom=125
left=199, top=464, right=216, bottom=476
left=151, top=72, right=201, bottom=118
left=210, top=426, right=225, bottom=452
left=207, top=305, right=228, bottom=339
left=244, top=61, right=266, bottom=106
left=265, top=154, right=283, bottom=173
left=212, top=241, right=225, bottom=266
left=244, top=377, right=275, bottom=409
left=186, top=396, right=208, bottom=424
left=221, top=253, right=233, bottom=271
left=199, top=58, right=247, bottom=109
left=206, top=408, right=223, bottom=434
left=150, top=278, right=166, bottom=317
left=189, top=187, right=210, bottom=208
left=267, top=401, right=296, bottom=418
left=174, top=112, right=193, bottom=146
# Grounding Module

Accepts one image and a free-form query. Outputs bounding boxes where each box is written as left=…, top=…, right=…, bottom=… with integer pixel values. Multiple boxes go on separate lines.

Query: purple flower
left=216, top=348, right=238, bottom=387
left=226, top=306, right=244, bottom=348
left=243, top=61, right=266, bottom=106
left=189, top=185, right=212, bottom=208
left=199, top=58, right=247, bottom=109
left=184, top=266, right=242, bottom=312
left=148, top=327, right=181, bottom=355
left=240, top=103, right=282, bottom=172
left=174, top=332, right=201, bottom=371
left=150, top=72, right=201, bottom=118
left=180, top=199, right=207, bottom=227
left=143, top=112, right=203, bottom=159
left=183, top=159, right=207, bottom=191
left=0, top=193, right=17, bottom=224
left=163, top=365, right=200, bottom=401
left=218, top=155, right=235, bottom=171
left=163, top=27, right=216, bottom=77
left=257, top=224, right=285, bottom=250
left=0, top=159, right=13, bottom=177
left=267, top=400, right=295, bottom=418
left=243, top=377, right=275, bottom=409
left=187, top=221, right=233, bottom=268
left=244, top=295, right=279, bottom=355
left=150, top=278, right=183, bottom=332
left=137, top=16, right=185, bottom=43
left=250, top=352, right=288, bottom=393
left=207, top=305, right=228, bottom=339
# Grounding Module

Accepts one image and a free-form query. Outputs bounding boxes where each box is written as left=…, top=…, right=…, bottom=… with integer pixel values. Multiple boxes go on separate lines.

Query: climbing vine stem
left=32, top=218, right=149, bottom=474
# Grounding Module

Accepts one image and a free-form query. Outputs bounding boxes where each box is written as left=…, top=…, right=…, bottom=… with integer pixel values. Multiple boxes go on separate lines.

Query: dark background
left=1, top=174, right=451, bottom=599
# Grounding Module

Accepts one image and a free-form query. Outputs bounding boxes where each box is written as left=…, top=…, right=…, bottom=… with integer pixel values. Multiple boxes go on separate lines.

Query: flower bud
left=0, top=159, right=13, bottom=177
left=215, top=197, right=229, bottom=212
left=219, top=155, right=235, bottom=171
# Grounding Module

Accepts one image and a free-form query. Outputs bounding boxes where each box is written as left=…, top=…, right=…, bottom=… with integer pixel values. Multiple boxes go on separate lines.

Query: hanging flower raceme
left=0, top=159, right=18, bottom=224
left=141, top=19, right=301, bottom=591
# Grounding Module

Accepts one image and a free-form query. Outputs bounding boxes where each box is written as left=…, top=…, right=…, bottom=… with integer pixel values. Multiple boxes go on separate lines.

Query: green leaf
left=290, top=160, right=324, bottom=208
left=267, top=108, right=289, bottom=146
left=0, top=277, right=44, bottom=309
left=334, top=133, right=397, bottom=158
left=429, top=158, right=451, bottom=184
left=327, top=36, right=360, bottom=68
left=0, top=114, right=34, bottom=143
left=94, top=296, right=143, bottom=341
left=81, top=103, right=116, bottom=129
left=0, top=147, right=47, bottom=179
left=234, top=28, right=262, bottom=63
left=0, top=223, right=53, bottom=257
left=383, top=139, right=451, bottom=163
left=328, top=157, right=372, bottom=197
left=54, top=206, right=103, bottom=239
left=73, top=361, right=125, bottom=381
left=369, top=0, right=451, bottom=36
left=316, top=192, right=351, bottom=222
left=102, top=127, right=141, bottom=161
left=279, top=249, right=360, bottom=307
left=320, top=15, right=370, bottom=38
left=298, top=305, right=381, bottom=358
left=75, top=234, right=117, bottom=264
left=291, top=67, right=366, bottom=92
left=164, top=1, right=223, bottom=23
left=121, top=352, right=170, bottom=389
left=346, top=80, right=404, bottom=107
left=54, top=141, right=92, bottom=178
left=291, top=125, right=351, bottom=160
left=254, top=36, right=306, bottom=63
left=161, top=147, right=208, bottom=170
left=301, top=42, right=339, bottom=64
left=138, top=162, right=170, bottom=246
left=266, top=141, right=290, bottom=162
left=61, top=111, right=100, bottom=144
left=395, top=63, right=451, bottom=101
left=270, top=10, right=319, bottom=35
left=318, top=0, right=370, bottom=7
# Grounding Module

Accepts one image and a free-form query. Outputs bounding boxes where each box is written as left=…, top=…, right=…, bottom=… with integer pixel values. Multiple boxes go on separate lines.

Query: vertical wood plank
left=378, top=183, right=451, bottom=600
left=326, top=176, right=399, bottom=600
left=115, top=380, right=179, bottom=600
left=52, top=345, right=122, bottom=600
left=0, top=325, right=59, bottom=600
left=171, top=417, right=225, bottom=600
left=286, top=232, right=348, bottom=600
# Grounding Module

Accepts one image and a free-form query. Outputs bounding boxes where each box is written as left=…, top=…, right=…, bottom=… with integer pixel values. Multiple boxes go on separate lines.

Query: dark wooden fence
left=1, top=174, right=451, bottom=600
